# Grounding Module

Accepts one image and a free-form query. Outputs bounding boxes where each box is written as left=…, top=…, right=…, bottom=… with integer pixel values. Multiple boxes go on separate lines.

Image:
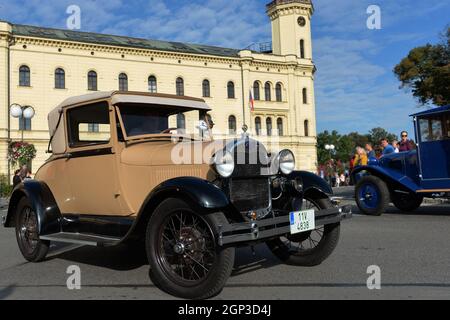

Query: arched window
left=19, top=116, right=32, bottom=131
left=277, top=118, right=284, bottom=136
left=118, top=73, right=128, bottom=91
left=255, top=117, right=262, bottom=136
left=227, top=81, right=235, bottom=99
left=266, top=118, right=272, bottom=136
left=19, top=65, right=30, bottom=86
left=87, top=70, right=97, bottom=91
left=253, top=81, right=260, bottom=101
left=202, top=79, right=210, bottom=98
left=177, top=113, right=186, bottom=129
left=54, top=68, right=65, bottom=89
left=302, top=88, right=308, bottom=104
left=304, top=119, right=309, bottom=137
left=300, top=39, right=305, bottom=59
left=264, top=82, right=271, bottom=101
left=176, top=77, right=184, bottom=96
left=148, top=76, right=157, bottom=93
left=228, top=115, right=237, bottom=135
left=275, top=83, right=282, bottom=102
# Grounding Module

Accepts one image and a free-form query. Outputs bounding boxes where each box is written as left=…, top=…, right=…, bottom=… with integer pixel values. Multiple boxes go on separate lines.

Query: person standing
left=380, top=138, right=395, bottom=156
left=399, top=131, right=414, bottom=152
left=12, top=169, right=22, bottom=189
left=335, top=172, right=340, bottom=188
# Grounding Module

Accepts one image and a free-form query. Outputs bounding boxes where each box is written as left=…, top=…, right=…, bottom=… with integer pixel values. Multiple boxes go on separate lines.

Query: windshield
left=117, top=104, right=211, bottom=140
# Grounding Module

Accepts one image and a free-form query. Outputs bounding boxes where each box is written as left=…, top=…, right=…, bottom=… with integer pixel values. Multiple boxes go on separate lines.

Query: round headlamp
left=213, top=151, right=234, bottom=178
left=279, top=149, right=295, bottom=175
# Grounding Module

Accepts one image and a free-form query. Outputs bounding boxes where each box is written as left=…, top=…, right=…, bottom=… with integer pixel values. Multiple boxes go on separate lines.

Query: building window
left=255, top=117, right=262, bottom=136
left=265, top=82, right=271, bottom=101
left=253, top=81, right=260, bottom=101
left=176, top=77, right=184, bottom=96
left=18, top=116, right=32, bottom=131
left=202, top=79, right=210, bottom=97
left=227, top=81, right=235, bottom=99
left=228, top=115, right=236, bottom=135
left=19, top=65, right=30, bottom=87
left=302, top=88, right=308, bottom=104
left=300, top=39, right=305, bottom=59
left=266, top=118, right=272, bottom=136
left=177, top=113, right=186, bottom=129
left=54, top=68, right=65, bottom=89
left=275, top=83, right=282, bottom=102
left=88, top=71, right=97, bottom=91
left=148, top=76, right=157, bottom=93
left=118, top=73, right=128, bottom=91
left=277, top=118, right=284, bottom=136
left=304, top=119, right=309, bottom=137
left=88, top=123, right=99, bottom=132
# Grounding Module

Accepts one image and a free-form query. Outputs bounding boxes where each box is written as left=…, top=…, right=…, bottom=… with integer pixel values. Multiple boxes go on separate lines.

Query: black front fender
left=4, top=180, right=62, bottom=235
left=140, top=177, right=230, bottom=215
left=288, top=171, right=333, bottom=196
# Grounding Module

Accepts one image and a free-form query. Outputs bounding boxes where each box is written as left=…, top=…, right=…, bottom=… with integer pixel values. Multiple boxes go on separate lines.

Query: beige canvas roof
left=48, top=91, right=211, bottom=154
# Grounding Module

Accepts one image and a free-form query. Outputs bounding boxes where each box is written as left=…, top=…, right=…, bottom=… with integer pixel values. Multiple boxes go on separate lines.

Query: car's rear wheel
left=15, top=197, right=50, bottom=262
left=146, top=198, right=235, bottom=299
left=355, top=175, right=390, bottom=216
left=266, top=197, right=340, bottom=266
left=392, top=192, right=423, bottom=212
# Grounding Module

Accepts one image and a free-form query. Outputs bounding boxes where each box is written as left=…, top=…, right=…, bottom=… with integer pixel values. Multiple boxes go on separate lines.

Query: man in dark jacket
left=399, top=131, right=414, bottom=152
left=12, top=169, right=21, bottom=189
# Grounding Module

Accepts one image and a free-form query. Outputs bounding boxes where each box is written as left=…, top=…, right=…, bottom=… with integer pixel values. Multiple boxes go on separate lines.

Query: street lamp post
left=325, top=144, right=336, bottom=158
left=9, top=104, right=35, bottom=142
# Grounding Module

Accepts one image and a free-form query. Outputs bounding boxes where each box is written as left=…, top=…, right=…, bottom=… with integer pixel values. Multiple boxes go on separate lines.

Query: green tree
left=394, top=27, right=450, bottom=106
left=367, top=127, right=398, bottom=144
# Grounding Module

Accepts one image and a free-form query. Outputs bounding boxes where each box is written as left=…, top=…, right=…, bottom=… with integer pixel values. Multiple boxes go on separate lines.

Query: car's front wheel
left=146, top=198, right=235, bottom=299
left=355, top=175, right=390, bottom=216
left=15, top=197, right=50, bottom=262
left=266, top=197, right=340, bottom=266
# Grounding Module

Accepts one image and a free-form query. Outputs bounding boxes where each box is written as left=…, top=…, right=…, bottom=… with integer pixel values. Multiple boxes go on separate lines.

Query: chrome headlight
left=213, top=151, right=234, bottom=178
left=279, top=149, right=295, bottom=175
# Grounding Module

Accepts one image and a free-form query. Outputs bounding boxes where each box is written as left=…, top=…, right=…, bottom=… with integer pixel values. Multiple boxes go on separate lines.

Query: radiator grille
left=230, top=178, right=270, bottom=212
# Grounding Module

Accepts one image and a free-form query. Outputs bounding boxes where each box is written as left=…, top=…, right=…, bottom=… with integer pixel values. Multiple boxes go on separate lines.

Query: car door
left=417, top=114, right=450, bottom=189
left=63, top=101, right=127, bottom=216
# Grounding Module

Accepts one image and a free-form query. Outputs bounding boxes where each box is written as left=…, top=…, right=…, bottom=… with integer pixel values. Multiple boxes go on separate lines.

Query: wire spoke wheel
left=279, top=199, right=324, bottom=254
left=157, top=210, right=217, bottom=284
left=18, top=206, right=39, bottom=255
left=14, top=197, right=49, bottom=262
left=266, top=196, right=340, bottom=266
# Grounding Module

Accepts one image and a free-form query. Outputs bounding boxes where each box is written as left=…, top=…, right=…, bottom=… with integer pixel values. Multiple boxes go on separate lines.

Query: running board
left=40, top=232, right=121, bottom=247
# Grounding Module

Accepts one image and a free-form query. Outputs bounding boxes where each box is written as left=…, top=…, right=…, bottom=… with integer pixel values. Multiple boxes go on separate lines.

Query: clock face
left=297, top=16, right=306, bottom=27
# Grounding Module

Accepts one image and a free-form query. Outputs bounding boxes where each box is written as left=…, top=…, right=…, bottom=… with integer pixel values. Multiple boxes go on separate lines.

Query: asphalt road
left=1, top=194, right=450, bottom=300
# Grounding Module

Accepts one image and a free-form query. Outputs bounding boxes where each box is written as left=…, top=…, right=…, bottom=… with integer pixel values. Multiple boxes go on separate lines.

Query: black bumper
left=217, top=205, right=352, bottom=246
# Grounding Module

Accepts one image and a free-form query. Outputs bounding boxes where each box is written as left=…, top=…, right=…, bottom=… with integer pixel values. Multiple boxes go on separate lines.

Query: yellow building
left=0, top=0, right=317, bottom=179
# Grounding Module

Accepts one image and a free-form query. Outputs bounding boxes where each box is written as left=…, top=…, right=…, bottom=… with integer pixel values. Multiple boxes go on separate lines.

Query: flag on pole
left=249, top=90, right=255, bottom=112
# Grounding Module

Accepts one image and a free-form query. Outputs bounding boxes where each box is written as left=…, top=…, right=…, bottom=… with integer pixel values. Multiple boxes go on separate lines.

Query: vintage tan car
left=4, top=91, right=351, bottom=299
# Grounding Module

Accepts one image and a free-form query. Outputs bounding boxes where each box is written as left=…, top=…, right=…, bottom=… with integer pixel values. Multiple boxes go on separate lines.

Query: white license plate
left=290, top=209, right=315, bottom=235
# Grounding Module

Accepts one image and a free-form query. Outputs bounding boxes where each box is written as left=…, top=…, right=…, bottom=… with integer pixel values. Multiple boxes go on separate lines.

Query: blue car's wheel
left=355, top=176, right=390, bottom=216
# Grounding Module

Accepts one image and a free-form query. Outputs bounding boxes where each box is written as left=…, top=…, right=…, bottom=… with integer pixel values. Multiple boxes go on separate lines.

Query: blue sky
left=1, top=0, right=449, bottom=135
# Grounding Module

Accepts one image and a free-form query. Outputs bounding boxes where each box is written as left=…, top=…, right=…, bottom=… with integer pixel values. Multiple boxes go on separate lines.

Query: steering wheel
left=160, top=127, right=178, bottom=134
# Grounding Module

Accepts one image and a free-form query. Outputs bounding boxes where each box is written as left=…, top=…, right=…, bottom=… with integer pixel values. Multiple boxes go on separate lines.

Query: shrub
left=0, top=174, right=13, bottom=198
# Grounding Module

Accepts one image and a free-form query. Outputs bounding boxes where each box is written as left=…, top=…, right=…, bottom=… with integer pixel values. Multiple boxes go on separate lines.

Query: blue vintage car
left=353, top=105, right=450, bottom=215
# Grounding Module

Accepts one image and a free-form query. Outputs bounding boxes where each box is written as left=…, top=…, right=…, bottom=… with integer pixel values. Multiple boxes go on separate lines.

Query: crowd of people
left=319, top=131, right=416, bottom=187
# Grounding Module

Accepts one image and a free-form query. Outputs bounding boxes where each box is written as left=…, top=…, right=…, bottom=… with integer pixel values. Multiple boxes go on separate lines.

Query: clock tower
left=266, top=0, right=314, bottom=59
